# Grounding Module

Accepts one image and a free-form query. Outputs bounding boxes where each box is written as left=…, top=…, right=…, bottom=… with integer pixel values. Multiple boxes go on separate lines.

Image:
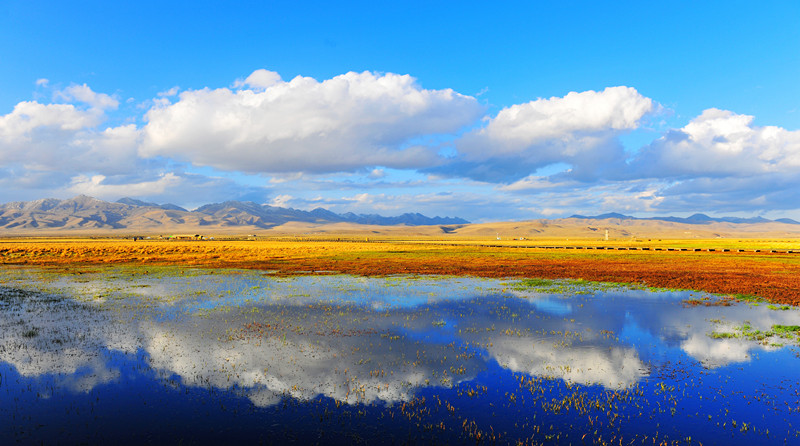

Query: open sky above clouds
left=1, top=1, right=799, bottom=222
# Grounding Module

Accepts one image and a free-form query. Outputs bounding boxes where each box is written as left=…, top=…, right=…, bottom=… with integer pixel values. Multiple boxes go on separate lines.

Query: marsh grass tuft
left=772, top=325, right=800, bottom=334
left=708, top=323, right=800, bottom=345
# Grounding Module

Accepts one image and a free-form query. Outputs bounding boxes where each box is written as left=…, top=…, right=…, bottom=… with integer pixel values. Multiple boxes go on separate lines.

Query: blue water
left=0, top=268, right=798, bottom=444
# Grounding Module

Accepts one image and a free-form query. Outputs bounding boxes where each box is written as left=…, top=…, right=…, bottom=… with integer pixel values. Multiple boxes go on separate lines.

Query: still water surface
left=1, top=268, right=798, bottom=444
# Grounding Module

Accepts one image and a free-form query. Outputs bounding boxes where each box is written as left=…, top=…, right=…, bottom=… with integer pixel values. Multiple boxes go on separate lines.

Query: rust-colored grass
left=1, top=238, right=799, bottom=305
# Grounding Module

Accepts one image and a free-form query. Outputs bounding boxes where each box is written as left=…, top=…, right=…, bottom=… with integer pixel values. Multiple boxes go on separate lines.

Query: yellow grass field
left=2, top=236, right=800, bottom=306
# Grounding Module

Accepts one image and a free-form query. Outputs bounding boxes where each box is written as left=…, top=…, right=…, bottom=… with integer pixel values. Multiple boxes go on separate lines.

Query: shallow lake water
left=1, top=267, right=799, bottom=444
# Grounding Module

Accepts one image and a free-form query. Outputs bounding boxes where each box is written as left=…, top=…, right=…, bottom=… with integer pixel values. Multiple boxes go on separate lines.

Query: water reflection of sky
left=1, top=268, right=799, bottom=444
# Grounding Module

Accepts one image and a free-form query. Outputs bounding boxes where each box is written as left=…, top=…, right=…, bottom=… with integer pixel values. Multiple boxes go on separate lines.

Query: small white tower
left=604, top=229, right=609, bottom=241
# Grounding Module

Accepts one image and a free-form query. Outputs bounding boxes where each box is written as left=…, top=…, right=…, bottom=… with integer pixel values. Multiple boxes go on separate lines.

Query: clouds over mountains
left=1, top=69, right=799, bottom=218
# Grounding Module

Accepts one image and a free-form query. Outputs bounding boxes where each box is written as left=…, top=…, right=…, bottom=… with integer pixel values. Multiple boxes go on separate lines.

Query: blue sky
left=1, top=1, right=799, bottom=222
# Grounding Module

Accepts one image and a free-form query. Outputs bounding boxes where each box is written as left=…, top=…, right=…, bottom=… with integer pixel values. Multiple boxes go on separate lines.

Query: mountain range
left=1, top=196, right=799, bottom=237
left=569, top=212, right=800, bottom=225
left=0, top=196, right=468, bottom=232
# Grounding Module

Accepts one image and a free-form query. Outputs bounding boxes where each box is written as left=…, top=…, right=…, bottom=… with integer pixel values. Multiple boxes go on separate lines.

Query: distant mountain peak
left=568, top=212, right=798, bottom=225
left=117, top=197, right=157, bottom=207
left=116, top=197, right=187, bottom=212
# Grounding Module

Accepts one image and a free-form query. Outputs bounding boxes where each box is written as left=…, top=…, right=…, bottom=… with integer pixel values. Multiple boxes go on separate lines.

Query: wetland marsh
left=1, top=267, right=799, bottom=444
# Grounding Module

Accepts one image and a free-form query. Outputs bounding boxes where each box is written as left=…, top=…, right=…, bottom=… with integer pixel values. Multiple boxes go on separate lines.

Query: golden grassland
left=1, top=236, right=799, bottom=305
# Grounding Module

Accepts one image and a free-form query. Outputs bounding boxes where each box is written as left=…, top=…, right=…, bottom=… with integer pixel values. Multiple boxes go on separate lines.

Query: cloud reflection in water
left=1, top=271, right=798, bottom=405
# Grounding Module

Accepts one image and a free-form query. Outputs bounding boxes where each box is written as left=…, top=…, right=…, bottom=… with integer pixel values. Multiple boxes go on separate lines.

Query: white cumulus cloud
left=443, top=86, right=656, bottom=182
left=0, top=84, right=136, bottom=176
left=233, top=69, right=282, bottom=89
left=479, top=86, right=653, bottom=150
left=630, top=108, right=800, bottom=178
left=56, top=84, right=119, bottom=111
left=0, top=101, right=101, bottom=143
left=140, top=70, right=484, bottom=174
left=615, top=108, right=800, bottom=214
